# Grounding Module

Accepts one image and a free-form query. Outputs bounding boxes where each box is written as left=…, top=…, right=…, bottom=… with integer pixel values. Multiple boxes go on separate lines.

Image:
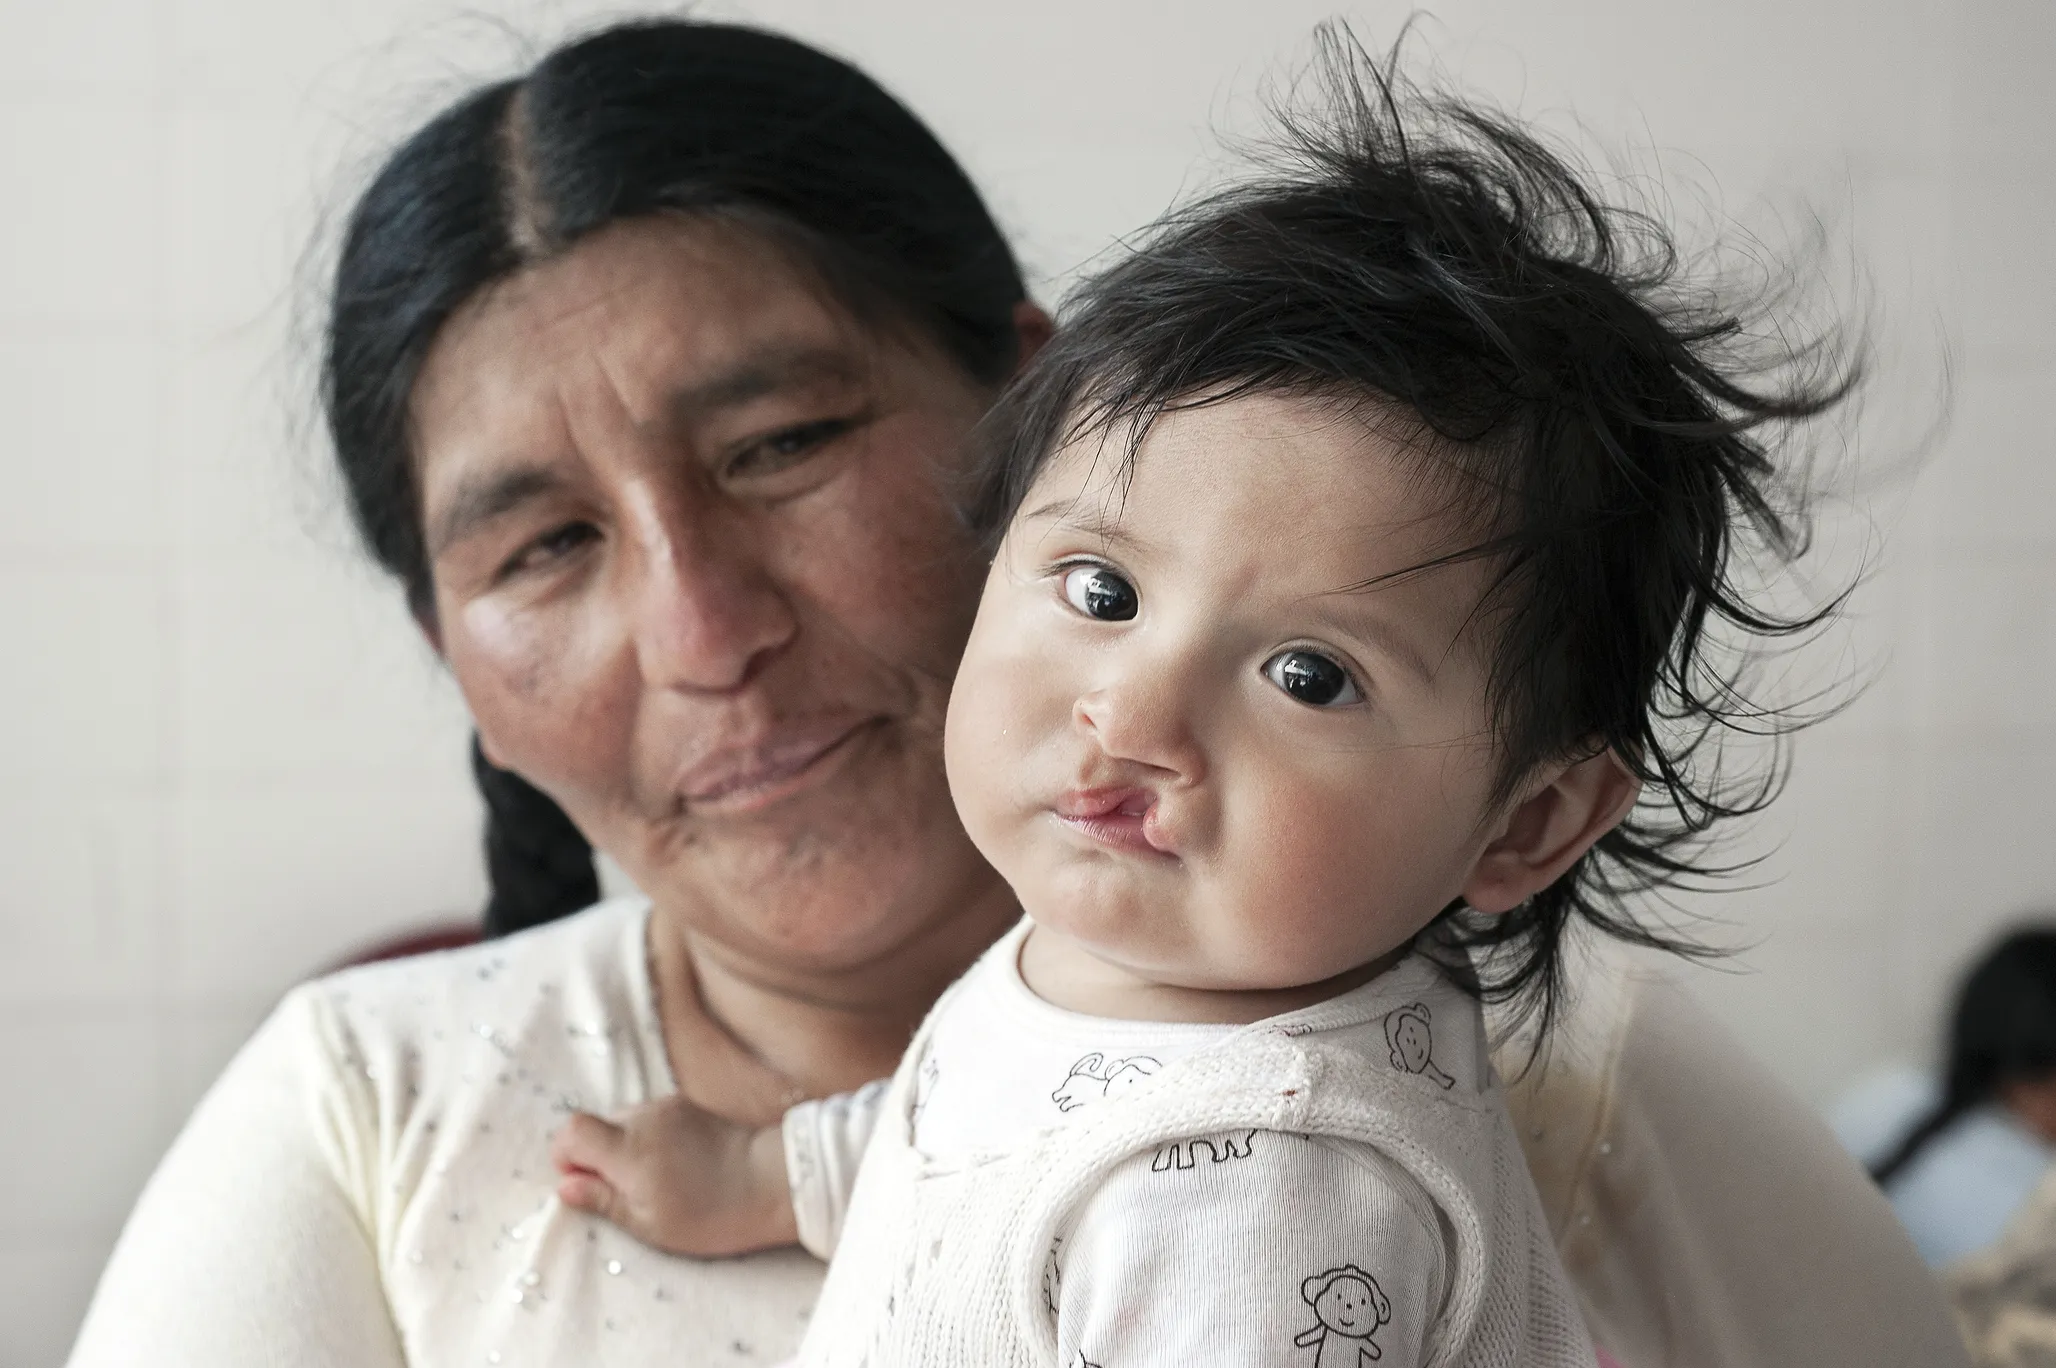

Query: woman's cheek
left=455, top=592, right=561, bottom=699
left=794, top=423, right=984, bottom=678
left=450, top=589, right=634, bottom=795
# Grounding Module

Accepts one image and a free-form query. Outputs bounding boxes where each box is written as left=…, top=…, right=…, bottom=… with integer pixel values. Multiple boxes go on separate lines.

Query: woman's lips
left=1053, top=786, right=1176, bottom=856
left=672, top=717, right=874, bottom=813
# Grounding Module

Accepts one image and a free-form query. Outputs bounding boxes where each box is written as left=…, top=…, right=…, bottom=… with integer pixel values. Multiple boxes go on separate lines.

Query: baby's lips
left=1053, top=785, right=1158, bottom=820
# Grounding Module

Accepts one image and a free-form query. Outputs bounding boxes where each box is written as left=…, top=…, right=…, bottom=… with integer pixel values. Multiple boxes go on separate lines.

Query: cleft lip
left=1052, top=785, right=1176, bottom=855
left=1054, top=786, right=1157, bottom=821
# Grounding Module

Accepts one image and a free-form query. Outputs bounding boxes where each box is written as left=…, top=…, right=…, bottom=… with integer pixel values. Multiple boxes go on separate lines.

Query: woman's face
left=411, top=216, right=998, bottom=973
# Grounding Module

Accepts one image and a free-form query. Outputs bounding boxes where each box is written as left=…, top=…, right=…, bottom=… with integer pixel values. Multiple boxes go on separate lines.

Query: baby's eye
left=1262, top=649, right=1362, bottom=707
left=1060, top=565, right=1139, bottom=621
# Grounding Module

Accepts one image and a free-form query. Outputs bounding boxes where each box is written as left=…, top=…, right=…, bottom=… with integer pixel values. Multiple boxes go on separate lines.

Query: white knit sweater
left=66, top=899, right=822, bottom=1368
left=788, top=923, right=1594, bottom=1367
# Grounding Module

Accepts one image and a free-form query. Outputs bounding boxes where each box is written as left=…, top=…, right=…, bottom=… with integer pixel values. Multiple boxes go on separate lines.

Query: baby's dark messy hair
left=967, top=26, right=1860, bottom=1038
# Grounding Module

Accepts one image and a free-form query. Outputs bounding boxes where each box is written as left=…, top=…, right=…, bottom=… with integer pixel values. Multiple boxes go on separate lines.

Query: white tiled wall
left=2, top=0, right=2050, bottom=1360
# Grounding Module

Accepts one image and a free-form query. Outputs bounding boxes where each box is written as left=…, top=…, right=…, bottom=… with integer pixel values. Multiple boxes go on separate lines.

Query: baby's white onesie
left=783, top=920, right=1594, bottom=1367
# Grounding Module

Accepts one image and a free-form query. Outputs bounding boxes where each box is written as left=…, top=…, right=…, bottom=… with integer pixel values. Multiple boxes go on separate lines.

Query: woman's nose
left=1071, top=654, right=1208, bottom=782
left=625, top=501, right=796, bottom=692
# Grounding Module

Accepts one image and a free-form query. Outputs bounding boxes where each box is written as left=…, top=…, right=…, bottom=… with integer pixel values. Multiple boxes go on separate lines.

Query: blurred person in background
left=1833, top=926, right=2056, bottom=1267
left=67, top=15, right=1961, bottom=1368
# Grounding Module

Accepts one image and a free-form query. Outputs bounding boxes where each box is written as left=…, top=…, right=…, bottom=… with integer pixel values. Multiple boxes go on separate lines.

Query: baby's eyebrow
left=1018, top=495, right=1161, bottom=557
left=1313, top=589, right=1440, bottom=685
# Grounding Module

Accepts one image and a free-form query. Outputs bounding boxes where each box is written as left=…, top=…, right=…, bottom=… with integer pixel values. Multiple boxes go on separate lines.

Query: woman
left=1841, top=927, right=2056, bottom=1266
left=68, top=17, right=1961, bottom=1367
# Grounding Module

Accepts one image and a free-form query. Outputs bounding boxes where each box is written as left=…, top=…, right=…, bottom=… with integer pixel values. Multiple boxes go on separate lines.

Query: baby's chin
left=1020, top=891, right=1411, bottom=1002
left=1017, top=899, right=1254, bottom=992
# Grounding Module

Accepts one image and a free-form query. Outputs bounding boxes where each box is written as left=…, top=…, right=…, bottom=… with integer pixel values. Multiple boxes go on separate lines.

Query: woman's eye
left=1262, top=650, right=1362, bottom=707
left=727, top=417, right=855, bottom=479
left=504, top=522, right=598, bottom=577
left=1060, top=564, right=1139, bottom=621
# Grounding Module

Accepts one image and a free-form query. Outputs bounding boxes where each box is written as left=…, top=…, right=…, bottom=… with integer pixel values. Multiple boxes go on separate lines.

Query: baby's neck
left=1017, top=923, right=1401, bottom=1025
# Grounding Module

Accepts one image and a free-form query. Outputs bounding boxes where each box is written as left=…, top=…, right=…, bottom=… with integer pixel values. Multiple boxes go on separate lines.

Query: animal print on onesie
left=781, top=921, right=1597, bottom=1367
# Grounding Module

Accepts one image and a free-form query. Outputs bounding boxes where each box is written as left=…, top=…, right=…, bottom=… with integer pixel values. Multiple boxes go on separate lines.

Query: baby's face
left=945, top=392, right=1511, bottom=993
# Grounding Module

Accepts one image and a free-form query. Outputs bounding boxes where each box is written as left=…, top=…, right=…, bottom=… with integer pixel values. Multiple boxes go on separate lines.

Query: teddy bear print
left=1383, top=1003, right=1455, bottom=1090
left=1295, top=1264, right=1392, bottom=1366
left=1151, top=1128, right=1259, bottom=1172
left=1051, top=1053, right=1161, bottom=1113
left=1042, top=1237, right=1064, bottom=1316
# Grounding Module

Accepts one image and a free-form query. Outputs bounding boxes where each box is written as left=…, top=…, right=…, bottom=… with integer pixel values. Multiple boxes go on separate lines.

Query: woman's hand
left=550, top=1096, right=799, bottom=1257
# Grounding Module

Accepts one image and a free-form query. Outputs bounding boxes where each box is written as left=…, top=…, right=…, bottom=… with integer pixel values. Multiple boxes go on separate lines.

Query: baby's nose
left=1071, top=675, right=1208, bottom=785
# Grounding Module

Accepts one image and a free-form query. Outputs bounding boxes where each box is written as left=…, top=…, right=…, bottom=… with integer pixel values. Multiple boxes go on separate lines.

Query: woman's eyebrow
left=428, top=466, right=562, bottom=557
left=666, top=343, right=865, bottom=421
left=427, top=345, right=867, bottom=556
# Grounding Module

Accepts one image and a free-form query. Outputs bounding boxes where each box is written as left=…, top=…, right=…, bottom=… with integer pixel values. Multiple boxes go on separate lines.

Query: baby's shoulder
left=1254, top=959, right=1493, bottom=1103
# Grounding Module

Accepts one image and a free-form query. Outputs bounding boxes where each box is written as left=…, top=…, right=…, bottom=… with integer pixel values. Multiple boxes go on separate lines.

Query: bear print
left=1295, top=1264, right=1392, bottom=1365
left=1383, top=1003, right=1455, bottom=1090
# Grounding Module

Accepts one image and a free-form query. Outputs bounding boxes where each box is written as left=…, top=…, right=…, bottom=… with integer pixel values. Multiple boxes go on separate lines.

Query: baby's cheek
left=945, top=635, right=1045, bottom=848
left=1221, top=773, right=1415, bottom=979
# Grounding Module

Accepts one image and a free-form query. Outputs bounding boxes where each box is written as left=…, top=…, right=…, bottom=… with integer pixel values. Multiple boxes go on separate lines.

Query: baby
left=551, top=36, right=1848, bottom=1368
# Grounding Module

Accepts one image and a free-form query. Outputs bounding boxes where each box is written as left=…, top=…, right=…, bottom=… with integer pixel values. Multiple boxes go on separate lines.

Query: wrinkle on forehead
left=409, top=218, right=881, bottom=521
left=413, top=215, right=866, bottom=431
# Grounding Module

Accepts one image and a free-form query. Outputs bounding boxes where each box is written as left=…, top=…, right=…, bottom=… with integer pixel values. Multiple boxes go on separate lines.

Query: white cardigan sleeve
left=782, top=1078, right=891, bottom=1260
left=1502, top=947, right=1971, bottom=1368
left=66, top=986, right=408, bottom=1368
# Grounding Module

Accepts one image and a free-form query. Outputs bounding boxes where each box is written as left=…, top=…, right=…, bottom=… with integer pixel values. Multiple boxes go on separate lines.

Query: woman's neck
left=645, top=875, right=1018, bottom=1125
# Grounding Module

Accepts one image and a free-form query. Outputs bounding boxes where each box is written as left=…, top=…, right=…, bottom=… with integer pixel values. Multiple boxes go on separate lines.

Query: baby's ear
left=1459, top=748, right=1640, bottom=915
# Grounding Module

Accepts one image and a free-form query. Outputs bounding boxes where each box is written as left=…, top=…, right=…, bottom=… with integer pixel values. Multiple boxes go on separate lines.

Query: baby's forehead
left=1025, top=396, right=1494, bottom=602
left=1039, top=390, right=1479, bottom=517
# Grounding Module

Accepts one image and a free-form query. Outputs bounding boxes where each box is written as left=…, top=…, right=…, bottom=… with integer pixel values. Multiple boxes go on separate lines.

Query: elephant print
left=1052, top=1053, right=1161, bottom=1113
left=1151, top=1128, right=1258, bottom=1172
left=1383, top=1003, right=1454, bottom=1089
left=1295, top=1264, right=1391, bottom=1365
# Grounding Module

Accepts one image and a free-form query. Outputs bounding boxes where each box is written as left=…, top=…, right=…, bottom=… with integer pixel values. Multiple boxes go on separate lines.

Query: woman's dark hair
left=1872, top=927, right=2056, bottom=1185
left=472, top=736, right=599, bottom=937
left=971, top=27, right=1860, bottom=1034
left=325, top=19, right=1028, bottom=932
